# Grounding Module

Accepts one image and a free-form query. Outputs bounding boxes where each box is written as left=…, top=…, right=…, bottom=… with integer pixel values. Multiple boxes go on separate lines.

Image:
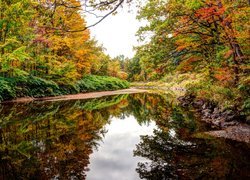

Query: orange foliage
left=177, top=57, right=201, bottom=72
left=213, top=67, right=234, bottom=86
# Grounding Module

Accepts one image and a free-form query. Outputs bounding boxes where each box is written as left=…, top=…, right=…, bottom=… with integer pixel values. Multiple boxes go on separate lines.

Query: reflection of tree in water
left=1, top=93, right=249, bottom=179
left=133, top=102, right=250, bottom=180
left=134, top=129, right=192, bottom=179
left=134, top=128, right=250, bottom=179
left=126, top=94, right=249, bottom=179
left=125, top=93, right=173, bottom=125
left=0, top=94, right=129, bottom=179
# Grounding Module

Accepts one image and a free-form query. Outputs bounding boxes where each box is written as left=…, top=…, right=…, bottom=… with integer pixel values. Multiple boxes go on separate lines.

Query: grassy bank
left=0, top=75, right=130, bottom=102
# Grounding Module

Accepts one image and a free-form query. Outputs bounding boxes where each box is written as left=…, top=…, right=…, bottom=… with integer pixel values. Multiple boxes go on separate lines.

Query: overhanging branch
left=66, top=0, right=125, bottom=32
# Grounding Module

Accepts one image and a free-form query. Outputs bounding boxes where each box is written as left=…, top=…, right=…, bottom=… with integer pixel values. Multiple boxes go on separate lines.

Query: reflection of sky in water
left=86, top=115, right=156, bottom=180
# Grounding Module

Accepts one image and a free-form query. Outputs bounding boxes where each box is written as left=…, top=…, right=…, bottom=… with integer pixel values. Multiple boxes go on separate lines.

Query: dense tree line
left=0, top=0, right=130, bottom=81
left=124, top=0, right=249, bottom=114
left=0, top=0, right=130, bottom=101
left=1, top=0, right=249, bottom=110
left=127, top=0, right=249, bottom=82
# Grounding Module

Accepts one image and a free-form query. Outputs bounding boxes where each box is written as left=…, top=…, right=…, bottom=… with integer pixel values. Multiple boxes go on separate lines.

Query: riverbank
left=132, top=74, right=250, bottom=143
left=2, top=88, right=148, bottom=103
left=0, top=75, right=130, bottom=102
left=2, top=78, right=249, bottom=143
left=178, top=94, right=250, bottom=143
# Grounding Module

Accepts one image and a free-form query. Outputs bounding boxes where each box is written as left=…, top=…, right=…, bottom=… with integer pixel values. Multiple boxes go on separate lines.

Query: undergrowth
left=0, top=75, right=130, bottom=102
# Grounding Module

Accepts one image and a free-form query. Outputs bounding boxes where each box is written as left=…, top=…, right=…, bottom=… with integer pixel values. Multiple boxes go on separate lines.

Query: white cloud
left=86, top=116, right=155, bottom=180
left=85, top=4, right=141, bottom=58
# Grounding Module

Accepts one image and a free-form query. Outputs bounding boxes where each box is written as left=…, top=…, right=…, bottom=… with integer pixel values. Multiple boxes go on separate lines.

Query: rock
left=213, top=120, right=221, bottom=127
left=178, top=94, right=196, bottom=107
left=193, top=99, right=204, bottom=108
left=179, top=95, right=248, bottom=129
left=213, top=107, right=220, bottom=114
left=221, top=121, right=239, bottom=128
left=205, top=124, right=250, bottom=143
left=225, top=115, right=235, bottom=122
left=222, top=110, right=234, bottom=116
left=202, top=109, right=211, bottom=117
left=202, top=104, right=207, bottom=110
left=180, top=102, right=190, bottom=107
left=246, top=116, right=250, bottom=125
left=211, top=113, right=220, bottom=119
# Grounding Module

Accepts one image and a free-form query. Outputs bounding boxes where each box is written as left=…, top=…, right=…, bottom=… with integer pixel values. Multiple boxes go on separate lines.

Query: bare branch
left=83, top=10, right=104, bottom=18
left=67, top=0, right=125, bottom=32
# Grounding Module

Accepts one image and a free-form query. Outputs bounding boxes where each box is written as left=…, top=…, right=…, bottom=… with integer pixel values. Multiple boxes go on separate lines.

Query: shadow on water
left=0, top=93, right=249, bottom=179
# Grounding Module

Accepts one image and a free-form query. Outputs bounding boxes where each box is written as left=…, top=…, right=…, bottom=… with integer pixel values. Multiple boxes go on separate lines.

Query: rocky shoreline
left=178, top=94, right=250, bottom=143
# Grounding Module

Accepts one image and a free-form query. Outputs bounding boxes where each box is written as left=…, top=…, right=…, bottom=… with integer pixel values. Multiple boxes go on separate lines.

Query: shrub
left=58, top=83, right=80, bottom=95
left=242, top=98, right=250, bottom=115
left=0, top=78, right=16, bottom=101
left=77, top=75, right=130, bottom=92
left=0, top=75, right=130, bottom=102
left=13, top=76, right=61, bottom=97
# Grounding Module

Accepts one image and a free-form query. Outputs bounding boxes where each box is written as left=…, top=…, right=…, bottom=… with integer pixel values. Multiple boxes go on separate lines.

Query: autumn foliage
left=0, top=0, right=130, bottom=101
left=130, top=0, right=249, bottom=83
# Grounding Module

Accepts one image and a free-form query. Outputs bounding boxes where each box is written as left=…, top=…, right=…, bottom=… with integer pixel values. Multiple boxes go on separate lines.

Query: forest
left=0, top=1, right=250, bottom=179
left=128, top=0, right=249, bottom=116
left=0, top=0, right=249, bottom=114
left=0, top=0, right=130, bottom=101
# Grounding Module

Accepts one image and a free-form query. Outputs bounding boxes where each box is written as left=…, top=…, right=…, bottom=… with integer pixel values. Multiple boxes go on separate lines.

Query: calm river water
left=0, top=93, right=249, bottom=179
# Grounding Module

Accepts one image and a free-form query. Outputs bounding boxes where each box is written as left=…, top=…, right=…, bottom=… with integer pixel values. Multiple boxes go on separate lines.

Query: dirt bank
left=2, top=88, right=148, bottom=103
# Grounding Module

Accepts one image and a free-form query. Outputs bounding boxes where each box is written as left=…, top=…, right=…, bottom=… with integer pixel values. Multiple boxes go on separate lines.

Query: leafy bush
left=0, top=78, right=16, bottom=101
left=58, top=83, right=80, bottom=95
left=77, top=75, right=130, bottom=92
left=0, top=75, right=129, bottom=102
left=186, top=79, right=241, bottom=109
left=242, top=98, right=250, bottom=114
left=12, top=76, right=61, bottom=97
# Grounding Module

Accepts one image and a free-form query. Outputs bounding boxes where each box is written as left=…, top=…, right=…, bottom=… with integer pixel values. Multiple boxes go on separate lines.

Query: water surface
left=0, top=93, right=249, bottom=179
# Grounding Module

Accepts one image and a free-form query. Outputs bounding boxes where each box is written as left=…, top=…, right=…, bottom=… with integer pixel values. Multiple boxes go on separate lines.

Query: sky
left=85, top=4, right=141, bottom=58
left=86, top=115, right=156, bottom=180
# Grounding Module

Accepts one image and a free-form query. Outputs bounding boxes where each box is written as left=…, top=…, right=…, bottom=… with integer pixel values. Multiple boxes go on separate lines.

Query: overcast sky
left=85, top=4, right=141, bottom=58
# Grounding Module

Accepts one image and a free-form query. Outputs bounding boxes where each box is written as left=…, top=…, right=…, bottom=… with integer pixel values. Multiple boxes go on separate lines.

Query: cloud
left=86, top=116, right=155, bottom=180
left=85, top=5, right=141, bottom=58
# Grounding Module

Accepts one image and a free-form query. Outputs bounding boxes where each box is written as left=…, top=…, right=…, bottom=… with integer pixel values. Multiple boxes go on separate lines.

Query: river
left=0, top=93, right=249, bottom=179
